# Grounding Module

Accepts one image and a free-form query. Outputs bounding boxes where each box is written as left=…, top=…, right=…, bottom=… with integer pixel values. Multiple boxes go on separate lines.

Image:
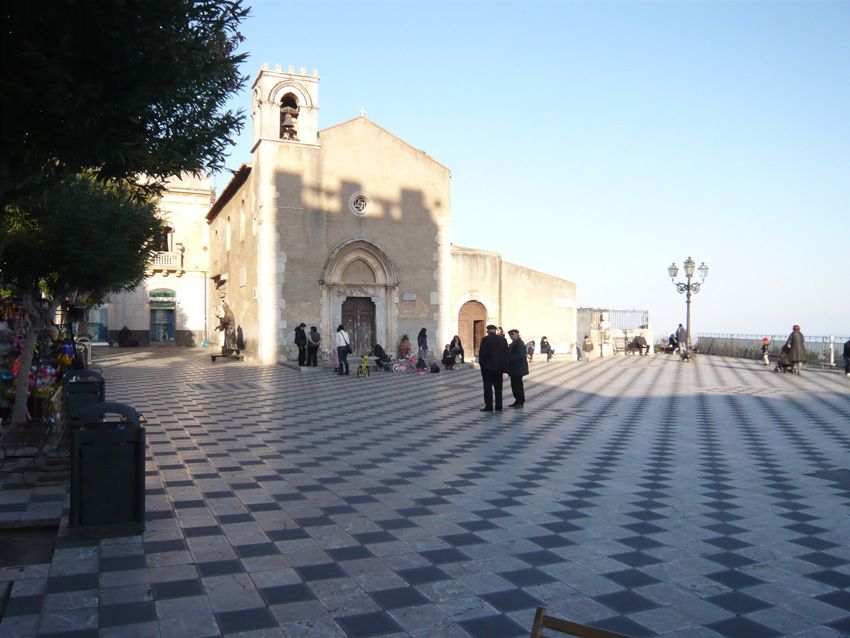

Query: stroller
left=372, top=344, right=393, bottom=372
left=774, top=344, right=795, bottom=374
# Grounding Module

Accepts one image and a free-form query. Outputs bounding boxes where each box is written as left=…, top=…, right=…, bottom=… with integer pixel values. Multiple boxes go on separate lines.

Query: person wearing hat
left=760, top=337, right=770, bottom=366
left=294, top=322, right=308, bottom=366
left=477, top=324, right=509, bottom=412
left=507, top=329, right=528, bottom=408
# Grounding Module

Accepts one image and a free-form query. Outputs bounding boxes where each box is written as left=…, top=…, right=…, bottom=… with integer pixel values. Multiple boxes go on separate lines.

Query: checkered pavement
left=1, top=350, right=849, bottom=637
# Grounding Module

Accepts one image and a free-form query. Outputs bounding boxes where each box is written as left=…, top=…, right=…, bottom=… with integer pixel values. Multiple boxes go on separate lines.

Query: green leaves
left=1, top=0, right=249, bottom=203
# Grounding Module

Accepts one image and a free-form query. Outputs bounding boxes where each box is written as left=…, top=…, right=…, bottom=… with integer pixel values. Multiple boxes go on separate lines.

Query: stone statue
left=215, top=302, right=238, bottom=355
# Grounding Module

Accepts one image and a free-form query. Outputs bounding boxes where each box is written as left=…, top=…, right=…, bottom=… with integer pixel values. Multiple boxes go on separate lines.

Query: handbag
left=343, top=334, right=352, bottom=355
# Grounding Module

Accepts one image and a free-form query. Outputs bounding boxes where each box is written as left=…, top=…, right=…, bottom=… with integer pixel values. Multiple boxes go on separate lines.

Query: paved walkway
left=1, top=350, right=850, bottom=637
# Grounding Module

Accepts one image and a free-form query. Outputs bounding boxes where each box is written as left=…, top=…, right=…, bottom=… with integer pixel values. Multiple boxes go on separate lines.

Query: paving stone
left=4, top=351, right=850, bottom=636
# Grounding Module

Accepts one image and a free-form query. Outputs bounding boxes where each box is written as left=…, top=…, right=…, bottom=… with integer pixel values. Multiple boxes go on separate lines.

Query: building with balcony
left=102, top=173, right=214, bottom=346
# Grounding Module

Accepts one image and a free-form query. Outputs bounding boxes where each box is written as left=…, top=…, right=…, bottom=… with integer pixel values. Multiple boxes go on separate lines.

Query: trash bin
left=63, top=370, right=105, bottom=426
left=69, top=402, right=145, bottom=536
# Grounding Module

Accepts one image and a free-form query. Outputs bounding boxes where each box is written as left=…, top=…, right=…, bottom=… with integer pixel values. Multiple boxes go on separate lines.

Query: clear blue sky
left=217, top=0, right=850, bottom=338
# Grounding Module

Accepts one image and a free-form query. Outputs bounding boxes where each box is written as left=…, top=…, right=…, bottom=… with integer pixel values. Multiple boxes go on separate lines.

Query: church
left=110, top=64, right=577, bottom=363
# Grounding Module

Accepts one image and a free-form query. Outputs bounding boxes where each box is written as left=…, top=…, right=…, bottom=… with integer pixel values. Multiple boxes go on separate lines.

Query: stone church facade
left=105, top=64, right=576, bottom=362
left=205, top=64, right=576, bottom=364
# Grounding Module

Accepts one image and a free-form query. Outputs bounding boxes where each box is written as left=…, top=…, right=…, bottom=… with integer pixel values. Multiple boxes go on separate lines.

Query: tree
left=0, top=0, right=248, bottom=207
left=1, top=174, right=162, bottom=425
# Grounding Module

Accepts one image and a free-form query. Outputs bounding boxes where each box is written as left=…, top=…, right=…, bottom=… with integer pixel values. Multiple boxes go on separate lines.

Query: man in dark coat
left=477, top=324, right=508, bottom=412
left=786, top=325, right=806, bottom=374
left=507, top=329, right=529, bottom=408
left=843, top=338, right=850, bottom=376
left=294, top=322, right=308, bottom=366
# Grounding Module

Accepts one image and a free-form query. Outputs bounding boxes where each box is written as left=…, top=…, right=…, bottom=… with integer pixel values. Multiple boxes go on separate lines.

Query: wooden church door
left=341, top=297, right=375, bottom=356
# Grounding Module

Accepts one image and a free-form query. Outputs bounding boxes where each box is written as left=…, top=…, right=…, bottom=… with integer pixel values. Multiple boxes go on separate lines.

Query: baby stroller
left=372, top=344, right=393, bottom=372
left=774, top=344, right=795, bottom=373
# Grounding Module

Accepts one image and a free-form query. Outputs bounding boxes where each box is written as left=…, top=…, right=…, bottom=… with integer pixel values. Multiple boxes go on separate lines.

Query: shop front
left=149, top=290, right=176, bottom=344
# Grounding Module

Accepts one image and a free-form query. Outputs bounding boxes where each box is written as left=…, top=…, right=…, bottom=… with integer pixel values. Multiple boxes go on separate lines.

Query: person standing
left=307, top=326, right=321, bottom=367
left=786, top=325, right=806, bottom=374
left=477, top=324, right=508, bottom=412
left=843, top=337, right=850, bottom=376
left=507, top=329, right=528, bottom=408
left=582, top=335, right=594, bottom=362
left=760, top=337, right=770, bottom=366
left=675, top=324, right=687, bottom=354
left=417, top=328, right=428, bottom=354
left=294, top=322, right=307, bottom=366
left=335, top=324, right=352, bottom=376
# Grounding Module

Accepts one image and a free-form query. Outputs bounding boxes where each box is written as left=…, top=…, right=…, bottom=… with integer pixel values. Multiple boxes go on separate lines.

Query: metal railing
left=696, top=333, right=850, bottom=366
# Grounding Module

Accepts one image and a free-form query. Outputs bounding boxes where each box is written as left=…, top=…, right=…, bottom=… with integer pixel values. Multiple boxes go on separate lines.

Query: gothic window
left=279, top=93, right=299, bottom=140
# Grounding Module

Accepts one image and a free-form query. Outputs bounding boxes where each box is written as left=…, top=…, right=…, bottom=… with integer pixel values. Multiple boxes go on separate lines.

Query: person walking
left=582, top=335, right=594, bottom=362
left=786, top=325, right=806, bottom=374
left=760, top=337, right=770, bottom=366
left=477, top=324, right=508, bottom=412
left=334, top=324, right=352, bottom=376
left=417, top=328, right=428, bottom=354
left=675, top=324, right=687, bottom=355
left=307, top=326, right=321, bottom=367
left=843, top=337, right=850, bottom=376
left=507, top=329, right=528, bottom=408
left=294, top=322, right=307, bottom=366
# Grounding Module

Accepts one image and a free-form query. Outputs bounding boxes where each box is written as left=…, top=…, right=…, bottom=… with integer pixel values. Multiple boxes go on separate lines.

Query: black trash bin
left=70, top=402, right=145, bottom=536
left=63, top=370, right=105, bottom=426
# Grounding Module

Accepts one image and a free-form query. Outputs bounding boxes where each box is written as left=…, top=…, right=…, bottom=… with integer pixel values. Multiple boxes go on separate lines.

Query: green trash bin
left=69, top=402, right=145, bottom=536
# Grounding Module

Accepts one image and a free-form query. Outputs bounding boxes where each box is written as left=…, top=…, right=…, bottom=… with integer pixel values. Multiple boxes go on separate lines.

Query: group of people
left=477, top=324, right=529, bottom=411
left=294, top=323, right=322, bottom=367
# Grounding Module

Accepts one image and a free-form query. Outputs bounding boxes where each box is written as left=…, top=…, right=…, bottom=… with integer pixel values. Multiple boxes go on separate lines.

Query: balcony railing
left=150, top=251, right=183, bottom=273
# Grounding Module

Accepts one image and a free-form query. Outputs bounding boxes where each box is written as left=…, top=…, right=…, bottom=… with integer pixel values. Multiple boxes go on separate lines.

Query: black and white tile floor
left=2, top=350, right=850, bottom=637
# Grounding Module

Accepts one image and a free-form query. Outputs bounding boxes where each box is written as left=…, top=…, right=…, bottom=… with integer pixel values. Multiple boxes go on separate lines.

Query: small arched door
left=458, top=300, right=487, bottom=356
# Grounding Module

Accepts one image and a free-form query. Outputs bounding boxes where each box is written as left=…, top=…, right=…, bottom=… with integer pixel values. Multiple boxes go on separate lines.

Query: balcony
left=149, top=251, right=184, bottom=276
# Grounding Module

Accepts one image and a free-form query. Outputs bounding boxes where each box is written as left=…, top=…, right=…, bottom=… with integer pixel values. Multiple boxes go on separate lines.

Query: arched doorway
left=458, top=300, right=487, bottom=356
left=322, top=239, right=399, bottom=355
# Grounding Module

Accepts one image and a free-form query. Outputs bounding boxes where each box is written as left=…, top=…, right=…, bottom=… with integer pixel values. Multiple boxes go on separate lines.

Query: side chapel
left=205, top=64, right=577, bottom=364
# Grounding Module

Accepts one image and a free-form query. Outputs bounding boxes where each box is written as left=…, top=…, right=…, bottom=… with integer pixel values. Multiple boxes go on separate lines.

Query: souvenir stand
left=0, top=294, right=75, bottom=467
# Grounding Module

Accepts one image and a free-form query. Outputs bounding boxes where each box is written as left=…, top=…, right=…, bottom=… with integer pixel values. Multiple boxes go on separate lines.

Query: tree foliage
left=0, top=0, right=249, bottom=204
left=1, top=173, right=163, bottom=424
left=1, top=174, right=163, bottom=302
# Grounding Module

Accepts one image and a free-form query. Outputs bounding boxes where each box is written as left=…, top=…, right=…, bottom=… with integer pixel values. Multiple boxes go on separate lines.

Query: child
left=760, top=338, right=770, bottom=366
left=415, top=348, right=428, bottom=375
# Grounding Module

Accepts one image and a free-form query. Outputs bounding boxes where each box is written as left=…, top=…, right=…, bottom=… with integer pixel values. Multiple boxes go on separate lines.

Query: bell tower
left=251, top=64, right=320, bottom=147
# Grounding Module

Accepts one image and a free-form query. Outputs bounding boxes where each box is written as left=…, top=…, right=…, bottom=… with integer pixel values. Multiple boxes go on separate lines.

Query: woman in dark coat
left=450, top=335, right=464, bottom=363
left=786, top=325, right=806, bottom=373
left=507, top=329, right=529, bottom=408
left=417, top=328, right=428, bottom=353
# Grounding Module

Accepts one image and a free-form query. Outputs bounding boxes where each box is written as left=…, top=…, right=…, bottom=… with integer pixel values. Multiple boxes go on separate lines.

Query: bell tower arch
left=251, top=63, right=319, bottom=147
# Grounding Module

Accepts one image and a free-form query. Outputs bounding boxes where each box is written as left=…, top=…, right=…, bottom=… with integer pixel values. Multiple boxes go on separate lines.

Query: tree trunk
left=9, top=291, right=50, bottom=426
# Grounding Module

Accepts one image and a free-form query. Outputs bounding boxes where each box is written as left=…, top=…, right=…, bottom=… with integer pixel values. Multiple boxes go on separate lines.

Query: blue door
left=150, top=309, right=174, bottom=343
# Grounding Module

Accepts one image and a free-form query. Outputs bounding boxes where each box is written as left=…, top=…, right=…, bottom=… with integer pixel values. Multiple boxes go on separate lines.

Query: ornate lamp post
left=667, top=257, right=709, bottom=354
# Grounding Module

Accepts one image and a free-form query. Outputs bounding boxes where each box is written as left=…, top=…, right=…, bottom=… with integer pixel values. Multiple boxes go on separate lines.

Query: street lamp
left=667, top=257, right=709, bottom=355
